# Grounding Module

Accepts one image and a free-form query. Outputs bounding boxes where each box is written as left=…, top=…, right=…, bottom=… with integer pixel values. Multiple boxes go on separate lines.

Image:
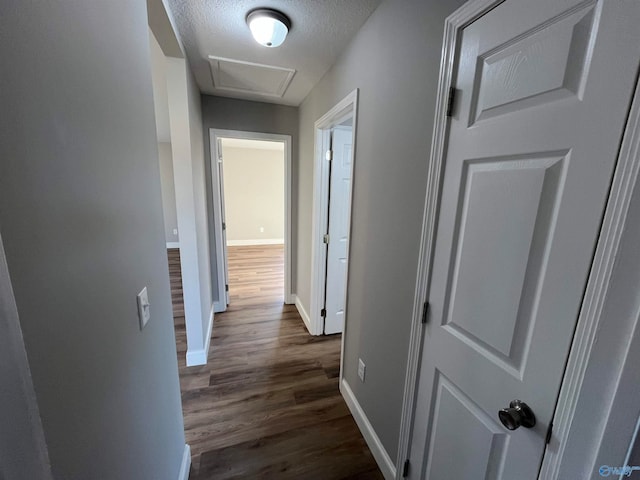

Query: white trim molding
left=185, top=305, right=214, bottom=366
left=341, top=379, right=397, bottom=480
left=226, top=238, right=284, bottom=246
left=166, top=242, right=180, bottom=249
left=310, top=89, right=359, bottom=338
left=209, top=129, right=294, bottom=308
left=178, top=444, right=191, bottom=480
left=395, top=2, right=503, bottom=473
left=539, top=63, right=640, bottom=479
left=294, top=295, right=312, bottom=335
left=396, top=1, right=640, bottom=478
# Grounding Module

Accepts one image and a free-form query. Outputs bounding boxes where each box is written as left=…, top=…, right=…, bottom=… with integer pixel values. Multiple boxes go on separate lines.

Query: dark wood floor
left=168, top=245, right=383, bottom=479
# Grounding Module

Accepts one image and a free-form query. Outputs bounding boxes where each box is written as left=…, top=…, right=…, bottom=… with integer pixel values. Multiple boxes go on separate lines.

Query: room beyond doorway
left=209, top=129, right=293, bottom=312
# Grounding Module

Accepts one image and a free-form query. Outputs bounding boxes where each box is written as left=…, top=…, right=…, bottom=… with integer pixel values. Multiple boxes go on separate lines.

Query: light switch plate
left=137, top=287, right=151, bottom=330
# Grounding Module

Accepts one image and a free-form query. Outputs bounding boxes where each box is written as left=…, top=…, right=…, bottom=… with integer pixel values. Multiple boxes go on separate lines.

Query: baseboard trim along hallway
left=340, top=379, right=397, bottom=480
left=178, top=444, right=191, bottom=480
left=294, top=294, right=313, bottom=335
left=185, top=306, right=214, bottom=367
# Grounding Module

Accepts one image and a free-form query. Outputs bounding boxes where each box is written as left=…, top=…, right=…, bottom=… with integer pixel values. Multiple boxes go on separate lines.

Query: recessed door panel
left=445, top=153, right=567, bottom=373
left=470, top=2, right=596, bottom=125
left=426, top=372, right=507, bottom=480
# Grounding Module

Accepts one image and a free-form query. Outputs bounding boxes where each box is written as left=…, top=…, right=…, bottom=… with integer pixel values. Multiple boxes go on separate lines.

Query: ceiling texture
left=165, top=0, right=383, bottom=106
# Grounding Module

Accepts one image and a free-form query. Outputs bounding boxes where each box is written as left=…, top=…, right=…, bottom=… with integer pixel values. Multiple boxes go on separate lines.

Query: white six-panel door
left=408, top=0, right=640, bottom=478
left=324, top=126, right=353, bottom=335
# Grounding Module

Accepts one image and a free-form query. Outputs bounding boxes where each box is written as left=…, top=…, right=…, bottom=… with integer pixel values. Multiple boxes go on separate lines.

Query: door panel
left=324, top=127, right=353, bottom=335
left=409, top=0, right=640, bottom=478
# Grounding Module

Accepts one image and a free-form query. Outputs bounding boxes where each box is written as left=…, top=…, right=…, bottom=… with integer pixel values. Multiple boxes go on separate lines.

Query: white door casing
left=324, top=126, right=354, bottom=335
left=209, top=129, right=294, bottom=311
left=217, top=138, right=230, bottom=306
left=309, top=89, right=358, bottom=337
left=407, top=0, right=640, bottom=479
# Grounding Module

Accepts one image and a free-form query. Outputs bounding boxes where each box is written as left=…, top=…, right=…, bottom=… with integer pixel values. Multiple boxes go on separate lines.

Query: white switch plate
left=173, top=228, right=178, bottom=235
left=358, top=358, right=366, bottom=382
left=137, top=287, right=151, bottom=330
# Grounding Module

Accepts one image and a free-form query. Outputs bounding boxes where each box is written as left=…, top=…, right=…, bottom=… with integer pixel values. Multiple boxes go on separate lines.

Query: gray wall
left=201, top=95, right=298, bottom=301
left=0, top=0, right=186, bottom=478
left=296, top=0, right=466, bottom=459
left=0, top=234, right=52, bottom=480
left=159, top=143, right=180, bottom=243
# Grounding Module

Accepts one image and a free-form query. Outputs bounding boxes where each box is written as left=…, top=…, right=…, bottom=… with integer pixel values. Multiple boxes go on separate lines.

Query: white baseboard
left=227, top=238, right=284, bottom=246
left=178, top=444, right=191, bottom=480
left=340, top=379, right=397, bottom=480
left=213, top=300, right=226, bottom=313
left=294, top=295, right=314, bottom=335
left=166, top=242, right=180, bottom=249
left=185, top=305, right=214, bottom=367
left=285, top=293, right=295, bottom=305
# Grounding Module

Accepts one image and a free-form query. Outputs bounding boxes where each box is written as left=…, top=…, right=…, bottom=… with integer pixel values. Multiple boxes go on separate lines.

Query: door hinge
left=323, top=234, right=330, bottom=244
left=402, top=459, right=410, bottom=477
left=446, top=86, right=457, bottom=117
left=222, top=222, right=226, bottom=231
left=326, top=150, right=333, bottom=161
left=321, top=308, right=327, bottom=317
left=545, top=422, right=553, bottom=445
left=225, top=284, right=229, bottom=292
left=421, top=302, right=430, bottom=324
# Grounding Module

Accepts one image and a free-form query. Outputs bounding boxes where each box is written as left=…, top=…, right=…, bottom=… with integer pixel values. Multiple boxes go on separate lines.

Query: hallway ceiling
left=164, top=0, right=382, bottom=106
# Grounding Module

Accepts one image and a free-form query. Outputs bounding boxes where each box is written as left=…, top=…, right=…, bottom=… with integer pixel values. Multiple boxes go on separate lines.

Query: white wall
left=149, top=29, right=171, bottom=143
left=0, top=0, right=187, bottom=477
left=221, top=144, right=284, bottom=244
left=296, top=0, right=466, bottom=461
left=149, top=29, right=179, bottom=245
left=166, top=55, right=213, bottom=364
left=158, top=142, right=179, bottom=243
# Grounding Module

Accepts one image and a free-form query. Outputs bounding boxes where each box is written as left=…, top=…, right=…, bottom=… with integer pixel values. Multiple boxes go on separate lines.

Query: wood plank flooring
left=168, top=245, right=383, bottom=479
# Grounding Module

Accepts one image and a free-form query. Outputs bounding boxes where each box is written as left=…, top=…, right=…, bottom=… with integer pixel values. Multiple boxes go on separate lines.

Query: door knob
left=498, top=400, right=536, bottom=430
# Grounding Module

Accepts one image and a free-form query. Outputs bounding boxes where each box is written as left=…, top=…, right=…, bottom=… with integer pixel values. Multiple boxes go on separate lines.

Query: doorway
left=209, top=129, right=293, bottom=311
left=309, top=90, right=358, bottom=337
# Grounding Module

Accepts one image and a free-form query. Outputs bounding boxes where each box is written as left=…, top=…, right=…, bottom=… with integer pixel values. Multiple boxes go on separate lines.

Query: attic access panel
left=208, top=55, right=296, bottom=98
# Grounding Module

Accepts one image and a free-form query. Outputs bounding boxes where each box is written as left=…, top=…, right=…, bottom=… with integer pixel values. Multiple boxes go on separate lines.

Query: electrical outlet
left=173, top=228, right=178, bottom=235
left=137, top=287, right=151, bottom=330
left=259, top=226, right=265, bottom=233
left=358, top=358, right=366, bottom=382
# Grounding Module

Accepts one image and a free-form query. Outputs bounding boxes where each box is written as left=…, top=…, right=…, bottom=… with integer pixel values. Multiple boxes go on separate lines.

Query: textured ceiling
left=164, top=0, right=382, bottom=106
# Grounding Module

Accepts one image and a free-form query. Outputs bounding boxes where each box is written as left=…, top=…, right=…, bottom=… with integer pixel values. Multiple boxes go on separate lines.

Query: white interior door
left=324, top=126, right=353, bottom=335
left=408, top=1, right=640, bottom=479
left=217, top=138, right=230, bottom=305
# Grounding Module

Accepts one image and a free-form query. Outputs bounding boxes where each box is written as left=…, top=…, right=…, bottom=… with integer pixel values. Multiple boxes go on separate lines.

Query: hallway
left=169, top=246, right=383, bottom=479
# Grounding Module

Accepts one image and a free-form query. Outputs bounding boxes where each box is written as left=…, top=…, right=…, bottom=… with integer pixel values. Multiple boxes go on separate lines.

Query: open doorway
left=209, top=129, right=293, bottom=312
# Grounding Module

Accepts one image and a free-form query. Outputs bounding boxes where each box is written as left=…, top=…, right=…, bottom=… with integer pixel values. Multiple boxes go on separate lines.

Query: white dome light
left=246, top=9, right=291, bottom=48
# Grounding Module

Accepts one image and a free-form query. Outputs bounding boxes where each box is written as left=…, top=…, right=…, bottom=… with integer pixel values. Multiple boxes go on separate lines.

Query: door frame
left=309, top=89, right=359, bottom=336
left=209, top=128, right=294, bottom=311
left=396, top=1, right=640, bottom=478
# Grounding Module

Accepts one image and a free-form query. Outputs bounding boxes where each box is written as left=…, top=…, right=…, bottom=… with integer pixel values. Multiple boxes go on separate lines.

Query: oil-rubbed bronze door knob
left=498, top=400, right=536, bottom=430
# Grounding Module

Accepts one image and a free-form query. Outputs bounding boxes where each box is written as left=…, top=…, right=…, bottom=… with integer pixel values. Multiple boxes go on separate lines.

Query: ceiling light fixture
left=246, top=8, right=291, bottom=48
